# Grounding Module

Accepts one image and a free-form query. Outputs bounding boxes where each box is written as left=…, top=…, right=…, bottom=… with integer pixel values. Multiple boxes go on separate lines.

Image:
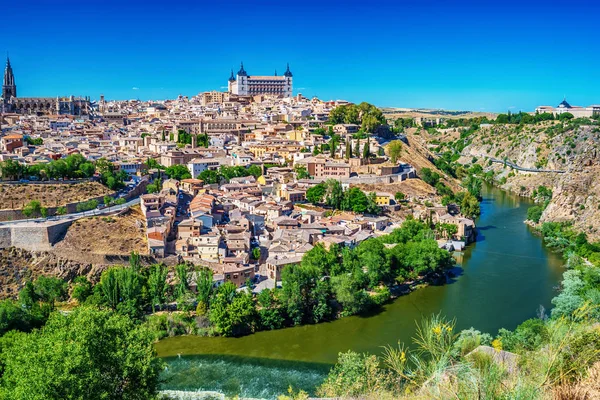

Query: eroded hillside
left=432, top=121, right=600, bottom=239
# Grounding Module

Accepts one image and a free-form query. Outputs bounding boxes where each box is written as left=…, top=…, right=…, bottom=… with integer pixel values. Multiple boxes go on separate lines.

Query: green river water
left=157, top=187, right=565, bottom=398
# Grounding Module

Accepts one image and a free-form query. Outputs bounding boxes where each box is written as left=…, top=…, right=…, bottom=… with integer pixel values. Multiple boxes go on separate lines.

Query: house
left=180, top=179, right=204, bottom=196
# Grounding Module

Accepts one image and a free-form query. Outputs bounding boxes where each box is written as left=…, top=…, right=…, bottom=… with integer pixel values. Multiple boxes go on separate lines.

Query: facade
left=536, top=99, right=600, bottom=118
left=1, top=57, right=91, bottom=116
left=228, top=63, right=293, bottom=98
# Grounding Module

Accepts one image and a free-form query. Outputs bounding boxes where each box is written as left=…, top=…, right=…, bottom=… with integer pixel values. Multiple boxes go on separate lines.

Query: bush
left=527, top=206, right=543, bottom=223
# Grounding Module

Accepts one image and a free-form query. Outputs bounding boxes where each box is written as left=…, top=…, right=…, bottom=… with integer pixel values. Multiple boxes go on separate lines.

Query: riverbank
left=156, top=186, right=565, bottom=398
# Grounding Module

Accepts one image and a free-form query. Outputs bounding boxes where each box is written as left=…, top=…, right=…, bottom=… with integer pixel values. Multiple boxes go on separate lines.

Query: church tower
left=2, top=55, right=17, bottom=101
left=283, top=63, right=293, bottom=98
left=236, top=62, right=248, bottom=95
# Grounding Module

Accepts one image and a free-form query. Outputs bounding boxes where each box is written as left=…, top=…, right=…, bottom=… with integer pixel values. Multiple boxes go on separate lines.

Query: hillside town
left=0, top=60, right=477, bottom=290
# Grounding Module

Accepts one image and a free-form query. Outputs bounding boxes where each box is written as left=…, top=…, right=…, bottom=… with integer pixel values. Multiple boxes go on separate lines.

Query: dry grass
left=53, top=206, right=148, bottom=256
left=0, top=182, right=113, bottom=209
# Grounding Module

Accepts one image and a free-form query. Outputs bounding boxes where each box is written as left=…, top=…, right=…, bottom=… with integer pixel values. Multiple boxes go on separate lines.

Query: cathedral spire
left=3, top=53, right=16, bottom=99
left=229, top=69, right=236, bottom=82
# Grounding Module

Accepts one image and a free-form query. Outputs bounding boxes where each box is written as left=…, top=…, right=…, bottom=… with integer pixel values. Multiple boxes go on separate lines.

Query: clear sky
left=3, top=0, right=598, bottom=112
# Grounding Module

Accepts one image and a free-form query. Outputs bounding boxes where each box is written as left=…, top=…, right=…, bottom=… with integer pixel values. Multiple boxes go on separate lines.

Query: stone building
left=228, top=62, right=293, bottom=98
left=1, top=56, right=91, bottom=116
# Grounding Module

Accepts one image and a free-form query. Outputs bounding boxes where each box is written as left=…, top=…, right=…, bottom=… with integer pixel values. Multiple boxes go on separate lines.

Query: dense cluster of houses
left=1, top=91, right=475, bottom=289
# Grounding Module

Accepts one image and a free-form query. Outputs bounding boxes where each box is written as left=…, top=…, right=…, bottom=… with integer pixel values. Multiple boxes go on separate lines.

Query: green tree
left=387, top=140, right=403, bottom=164
left=306, top=182, right=326, bottom=204
left=355, top=239, right=391, bottom=287
left=394, top=192, right=405, bottom=202
left=459, top=191, right=481, bottom=218
left=0, top=308, right=163, bottom=400
left=354, top=139, right=360, bottom=158
left=209, top=283, right=256, bottom=336
left=103, top=195, right=113, bottom=206
left=345, top=139, right=352, bottom=159
left=420, top=168, right=441, bottom=186
left=325, top=179, right=344, bottom=209
left=33, top=276, right=67, bottom=309
left=0, top=159, right=25, bottom=180
left=362, top=140, right=370, bottom=159
left=174, top=264, right=190, bottom=300
left=294, top=165, right=310, bottom=180
left=256, top=289, right=285, bottom=330
left=252, top=247, right=261, bottom=260
left=147, top=264, right=168, bottom=312
left=195, top=267, right=213, bottom=313
left=165, top=164, right=192, bottom=181
left=71, top=276, right=92, bottom=304
left=22, top=200, right=42, bottom=218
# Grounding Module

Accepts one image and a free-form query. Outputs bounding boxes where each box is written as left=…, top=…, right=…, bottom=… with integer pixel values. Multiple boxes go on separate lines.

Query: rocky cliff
left=457, top=121, right=600, bottom=239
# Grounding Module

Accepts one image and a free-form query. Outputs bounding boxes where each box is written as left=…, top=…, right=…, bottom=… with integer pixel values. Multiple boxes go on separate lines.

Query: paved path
left=0, top=198, right=140, bottom=227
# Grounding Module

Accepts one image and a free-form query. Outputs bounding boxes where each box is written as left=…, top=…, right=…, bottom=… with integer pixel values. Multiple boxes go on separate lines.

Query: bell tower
left=2, top=55, right=17, bottom=100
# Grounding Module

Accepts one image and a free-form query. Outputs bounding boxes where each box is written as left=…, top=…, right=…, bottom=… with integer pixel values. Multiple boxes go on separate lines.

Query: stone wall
left=0, top=220, right=73, bottom=251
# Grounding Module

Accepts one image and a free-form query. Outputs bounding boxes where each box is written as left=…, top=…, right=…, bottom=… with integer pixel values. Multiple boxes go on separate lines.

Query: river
left=156, top=187, right=565, bottom=398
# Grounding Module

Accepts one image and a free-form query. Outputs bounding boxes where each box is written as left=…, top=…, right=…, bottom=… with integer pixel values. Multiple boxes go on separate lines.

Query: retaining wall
left=0, top=220, right=73, bottom=251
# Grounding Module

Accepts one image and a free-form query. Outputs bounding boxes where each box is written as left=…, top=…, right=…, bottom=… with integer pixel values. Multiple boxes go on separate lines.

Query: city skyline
left=3, top=0, right=599, bottom=112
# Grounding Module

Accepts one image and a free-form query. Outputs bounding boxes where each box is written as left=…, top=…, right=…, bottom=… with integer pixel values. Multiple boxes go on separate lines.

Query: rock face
left=461, top=122, right=600, bottom=240
left=0, top=247, right=106, bottom=299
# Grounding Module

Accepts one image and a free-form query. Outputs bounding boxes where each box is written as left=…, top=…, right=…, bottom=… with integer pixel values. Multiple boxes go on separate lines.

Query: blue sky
left=3, top=0, right=598, bottom=112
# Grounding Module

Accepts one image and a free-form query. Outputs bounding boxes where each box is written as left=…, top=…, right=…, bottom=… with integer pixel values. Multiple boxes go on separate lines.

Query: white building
left=536, top=99, right=600, bottom=118
left=228, top=63, right=293, bottom=98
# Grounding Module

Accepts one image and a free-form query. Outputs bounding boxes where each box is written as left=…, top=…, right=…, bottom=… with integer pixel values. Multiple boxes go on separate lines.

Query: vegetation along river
left=156, top=186, right=565, bottom=398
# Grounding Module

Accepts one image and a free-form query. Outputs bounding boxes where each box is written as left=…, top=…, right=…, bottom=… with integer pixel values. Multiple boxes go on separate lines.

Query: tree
left=463, top=175, right=482, bottom=200
left=147, top=264, right=168, bottom=312
left=71, top=276, right=92, bottom=304
left=165, top=164, right=192, bottom=181
left=345, top=139, right=352, bottom=159
left=387, top=140, right=403, bottom=164
left=343, top=187, right=369, bottom=213
left=103, top=195, right=113, bottom=206
left=354, top=139, right=360, bottom=158
left=0, top=308, right=163, bottom=400
left=329, top=137, right=338, bottom=158
left=362, top=140, right=370, bottom=159
left=252, top=247, right=261, bottom=260
left=394, top=192, right=405, bottom=202
left=294, top=165, right=310, bottom=180
left=209, top=283, right=256, bottom=336
left=559, top=112, right=574, bottom=121
left=33, top=276, right=67, bottom=309
left=355, top=239, right=391, bottom=287
left=195, top=268, right=213, bottom=314
left=325, top=179, right=344, bottom=209
left=256, top=289, right=285, bottom=330
left=306, top=183, right=326, bottom=204
left=22, top=200, right=42, bottom=218
left=459, top=191, right=481, bottom=218
left=420, top=168, right=441, bottom=186
left=331, top=273, right=371, bottom=316
left=174, top=264, right=190, bottom=300
left=146, top=178, right=162, bottom=194
left=0, top=159, right=25, bottom=180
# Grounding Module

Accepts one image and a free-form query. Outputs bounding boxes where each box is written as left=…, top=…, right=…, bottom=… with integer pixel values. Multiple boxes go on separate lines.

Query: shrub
left=527, top=206, right=543, bottom=223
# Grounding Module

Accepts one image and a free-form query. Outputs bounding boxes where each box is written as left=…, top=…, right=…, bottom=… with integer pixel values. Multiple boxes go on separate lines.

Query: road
left=448, top=152, right=567, bottom=174
left=0, top=198, right=140, bottom=226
